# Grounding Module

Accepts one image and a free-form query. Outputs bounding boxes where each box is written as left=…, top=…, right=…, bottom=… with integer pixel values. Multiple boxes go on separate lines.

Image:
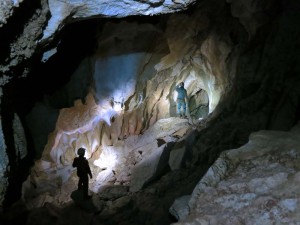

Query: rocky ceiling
left=1, top=0, right=300, bottom=224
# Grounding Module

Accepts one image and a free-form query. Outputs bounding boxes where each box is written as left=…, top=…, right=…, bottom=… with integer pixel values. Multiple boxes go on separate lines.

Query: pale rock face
left=42, top=0, right=196, bottom=42
left=129, top=118, right=191, bottom=192
left=0, top=0, right=23, bottom=27
left=0, top=0, right=49, bottom=81
left=171, top=122, right=300, bottom=224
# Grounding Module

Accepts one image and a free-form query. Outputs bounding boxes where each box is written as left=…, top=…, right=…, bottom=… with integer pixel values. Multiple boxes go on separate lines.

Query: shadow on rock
left=71, top=190, right=102, bottom=214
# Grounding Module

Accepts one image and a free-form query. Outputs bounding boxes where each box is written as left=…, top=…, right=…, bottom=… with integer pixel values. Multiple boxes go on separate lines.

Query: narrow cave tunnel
left=1, top=0, right=300, bottom=225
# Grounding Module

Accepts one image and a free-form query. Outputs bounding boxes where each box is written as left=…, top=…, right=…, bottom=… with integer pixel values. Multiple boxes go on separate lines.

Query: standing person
left=175, top=82, right=188, bottom=118
left=72, top=147, right=93, bottom=199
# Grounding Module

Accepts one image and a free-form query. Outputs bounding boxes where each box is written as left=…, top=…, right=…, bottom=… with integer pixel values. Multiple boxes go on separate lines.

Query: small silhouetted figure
left=72, top=147, right=93, bottom=199
left=175, top=82, right=188, bottom=118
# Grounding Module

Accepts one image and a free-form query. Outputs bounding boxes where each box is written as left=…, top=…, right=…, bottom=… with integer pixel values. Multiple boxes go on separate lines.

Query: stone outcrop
left=0, top=0, right=24, bottom=27
left=171, top=122, right=300, bottom=224
left=21, top=117, right=193, bottom=209
left=43, top=0, right=196, bottom=42
left=0, top=0, right=49, bottom=81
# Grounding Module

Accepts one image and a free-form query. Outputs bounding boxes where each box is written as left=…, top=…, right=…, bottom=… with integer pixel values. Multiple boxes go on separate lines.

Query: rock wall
left=187, top=0, right=300, bottom=168
left=171, top=122, right=300, bottom=224
left=0, top=0, right=198, bottom=209
left=25, top=2, right=241, bottom=167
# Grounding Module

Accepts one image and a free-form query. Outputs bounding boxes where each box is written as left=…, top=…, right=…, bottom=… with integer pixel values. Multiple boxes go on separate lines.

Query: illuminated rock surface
left=171, top=123, right=300, bottom=224
left=22, top=117, right=192, bottom=208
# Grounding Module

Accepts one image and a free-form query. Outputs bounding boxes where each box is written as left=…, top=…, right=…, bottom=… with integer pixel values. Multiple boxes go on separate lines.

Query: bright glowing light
left=96, top=107, right=117, bottom=126
left=93, top=146, right=118, bottom=169
left=94, top=53, right=144, bottom=108
left=173, top=90, right=178, bottom=102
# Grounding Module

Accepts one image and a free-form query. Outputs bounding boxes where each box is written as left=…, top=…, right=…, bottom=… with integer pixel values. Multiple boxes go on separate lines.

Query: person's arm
left=72, top=158, right=77, bottom=167
left=87, top=161, right=92, bottom=179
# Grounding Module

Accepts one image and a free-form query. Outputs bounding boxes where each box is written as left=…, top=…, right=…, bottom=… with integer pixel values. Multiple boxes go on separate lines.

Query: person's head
left=180, top=82, right=184, bottom=87
left=77, top=147, right=86, bottom=156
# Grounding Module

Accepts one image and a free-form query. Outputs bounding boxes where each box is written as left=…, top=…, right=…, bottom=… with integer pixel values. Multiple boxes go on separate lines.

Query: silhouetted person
left=72, top=147, right=92, bottom=199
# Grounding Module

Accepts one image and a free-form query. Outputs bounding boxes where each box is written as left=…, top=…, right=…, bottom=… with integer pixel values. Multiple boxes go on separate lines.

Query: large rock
left=70, top=190, right=101, bottom=213
left=171, top=122, right=300, bottom=224
left=130, top=143, right=170, bottom=192
left=0, top=0, right=23, bottom=27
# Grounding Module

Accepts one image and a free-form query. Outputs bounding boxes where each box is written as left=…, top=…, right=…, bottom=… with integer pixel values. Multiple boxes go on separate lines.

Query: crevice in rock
left=0, top=0, right=43, bottom=63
